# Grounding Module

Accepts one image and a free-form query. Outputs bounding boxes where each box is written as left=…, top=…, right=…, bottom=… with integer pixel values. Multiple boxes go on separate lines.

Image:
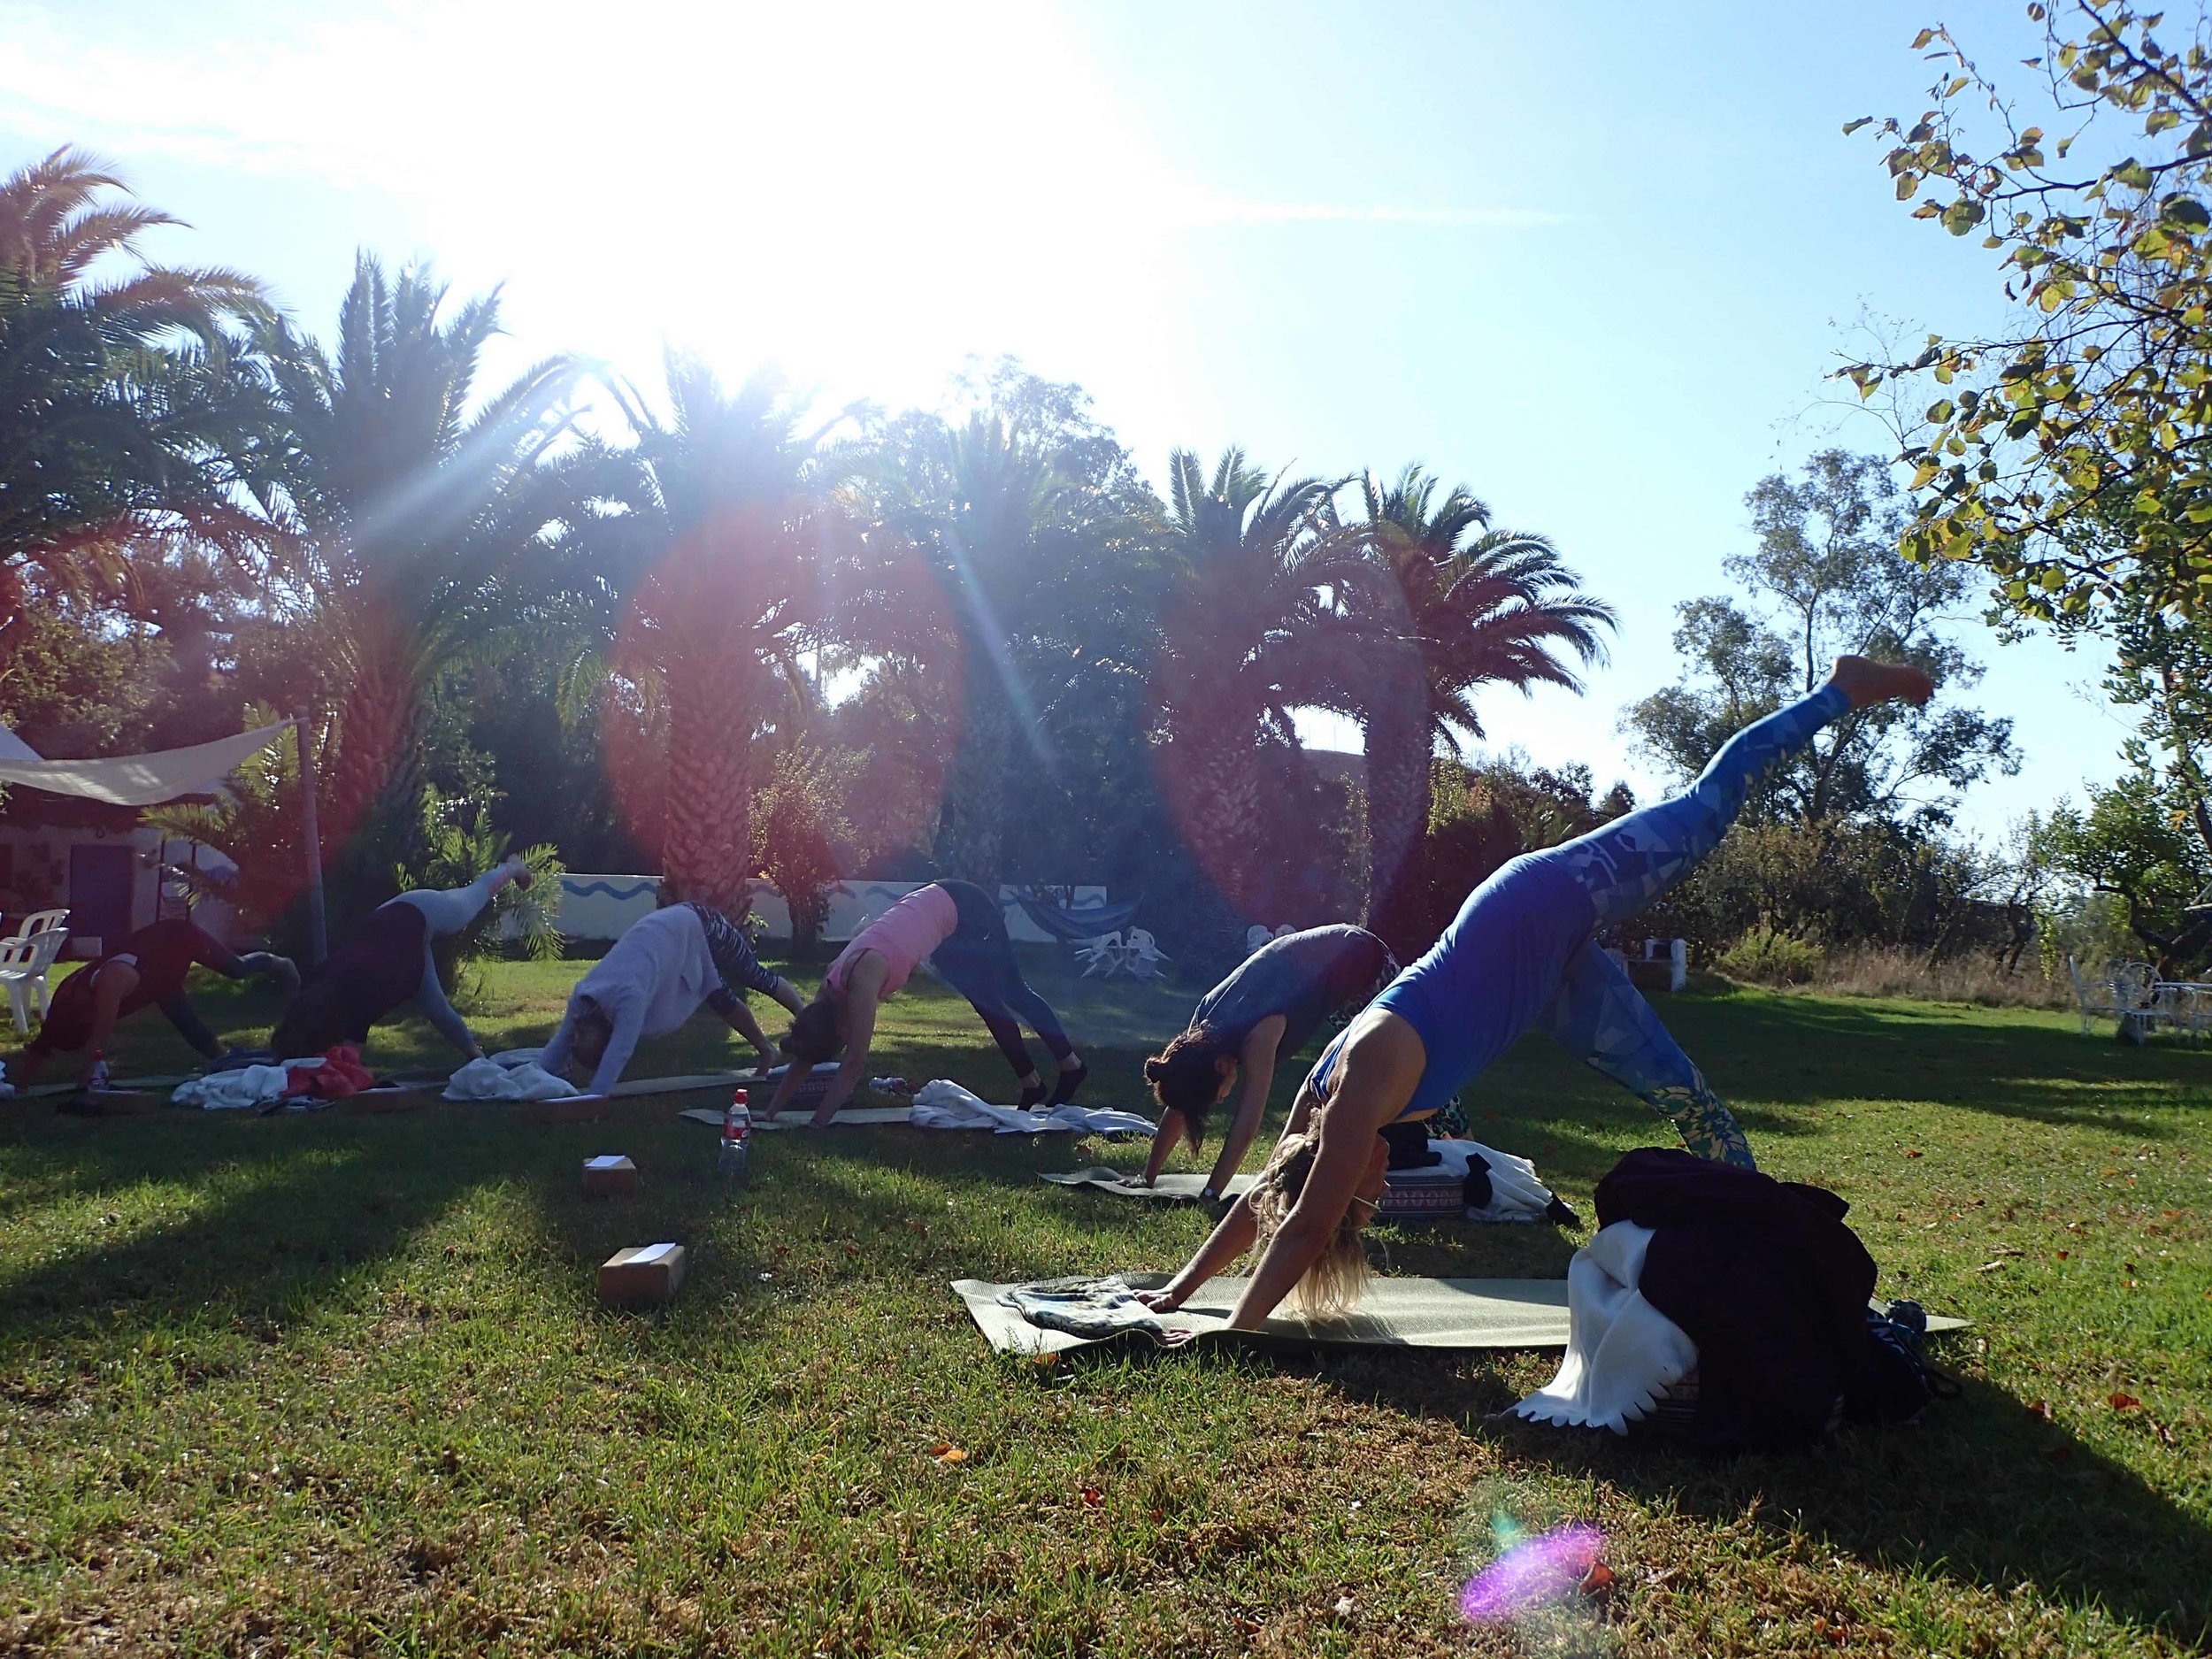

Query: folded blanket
left=910, top=1079, right=1155, bottom=1136
left=997, top=1275, right=1164, bottom=1340
left=444, top=1057, right=580, bottom=1102
left=1510, top=1221, right=1699, bottom=1435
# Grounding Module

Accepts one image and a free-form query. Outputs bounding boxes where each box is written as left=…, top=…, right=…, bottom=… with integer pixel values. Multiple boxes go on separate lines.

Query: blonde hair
left=1248, top=1131, right=1371, bottom=1318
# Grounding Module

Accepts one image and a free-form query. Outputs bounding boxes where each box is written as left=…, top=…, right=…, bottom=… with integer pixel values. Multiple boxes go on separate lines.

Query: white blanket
left=908, top=1079, right=1156, bottom=1136
left=1510, top=1221, right=1698, bottom=1434
left=443, top=1056, right=580, bottom=1102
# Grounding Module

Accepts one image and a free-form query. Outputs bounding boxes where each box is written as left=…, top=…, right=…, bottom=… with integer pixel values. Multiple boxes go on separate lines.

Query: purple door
left=68, top=845, right=134, bottom=952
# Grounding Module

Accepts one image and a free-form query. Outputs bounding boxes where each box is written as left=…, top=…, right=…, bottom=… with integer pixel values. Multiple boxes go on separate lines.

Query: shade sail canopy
left=0, top=723, right=289, bottom=806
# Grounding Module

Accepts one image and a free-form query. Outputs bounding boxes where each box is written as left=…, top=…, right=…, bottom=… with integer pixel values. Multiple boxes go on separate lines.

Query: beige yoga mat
left=954, top=1274, right=1971, bottom=1356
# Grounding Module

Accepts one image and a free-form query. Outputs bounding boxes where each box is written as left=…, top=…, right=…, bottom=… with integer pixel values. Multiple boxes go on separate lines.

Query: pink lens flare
left=1459, top=1523, right=1604, bottom=1624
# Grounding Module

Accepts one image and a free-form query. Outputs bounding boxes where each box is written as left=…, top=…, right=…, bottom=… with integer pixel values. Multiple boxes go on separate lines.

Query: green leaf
left=1843, top=117, right=1873, bottom=135
left=1912, top=26, right=1937, bottom=49
left=1941, top=197, right=1986, bottom=234
left=1898, top=174, right=1921, bottom=201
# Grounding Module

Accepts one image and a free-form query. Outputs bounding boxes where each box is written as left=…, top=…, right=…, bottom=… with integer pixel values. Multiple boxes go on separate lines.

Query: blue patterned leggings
left=1537, top=684, right=1847, bottom=1169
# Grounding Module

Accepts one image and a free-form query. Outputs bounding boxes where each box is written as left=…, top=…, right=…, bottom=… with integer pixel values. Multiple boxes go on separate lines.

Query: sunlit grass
left=3, top=956, right=2208, bottom=1655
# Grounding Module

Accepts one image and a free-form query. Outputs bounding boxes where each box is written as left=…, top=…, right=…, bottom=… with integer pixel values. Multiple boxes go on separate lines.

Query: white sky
left=0, top=0, right=2137, bottom=837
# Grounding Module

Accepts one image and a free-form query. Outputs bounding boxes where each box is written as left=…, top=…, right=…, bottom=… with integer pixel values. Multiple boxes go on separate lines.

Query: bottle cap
left=731, top=1087, right=749, bottom=1106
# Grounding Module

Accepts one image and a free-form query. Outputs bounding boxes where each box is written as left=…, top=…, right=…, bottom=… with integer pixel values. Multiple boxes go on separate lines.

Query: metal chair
left=2068, top=955, right=2119, bottom=1034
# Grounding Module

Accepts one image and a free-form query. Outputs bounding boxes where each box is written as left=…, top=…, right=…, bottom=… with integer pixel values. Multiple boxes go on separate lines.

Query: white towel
left=443, top=1057, right=580, bottom=1102
left=1423, top=1140, right=1557, bottom=1223
left=172, top=1065, right=293, bottom=1110
left=1510, top=1221, right=1698, bottom=1434
left=909, top=1079, right=1156, bottom=1136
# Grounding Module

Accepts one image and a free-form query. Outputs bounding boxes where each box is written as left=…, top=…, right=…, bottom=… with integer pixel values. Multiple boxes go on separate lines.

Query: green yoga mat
left=955, top=1273, right=1971, bottom=1356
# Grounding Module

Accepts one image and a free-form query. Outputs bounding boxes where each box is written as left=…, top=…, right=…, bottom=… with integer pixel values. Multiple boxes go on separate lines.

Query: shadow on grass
left=0, top=1106, right=518, bottom=1354
left=1479, top=1371, right=2212, bottom=1648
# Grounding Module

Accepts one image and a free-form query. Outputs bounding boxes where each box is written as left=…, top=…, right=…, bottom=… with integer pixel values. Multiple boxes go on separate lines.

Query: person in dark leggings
left=271, top=856, right=530, bottom=1063
left=1140, top=925, right=1396, bottom=1198
left=767, top=879, right=1085, bottom=1125
left=1137, top=657, right=1935, bottom=1330
left=13, top=919, right=298, bottom=1089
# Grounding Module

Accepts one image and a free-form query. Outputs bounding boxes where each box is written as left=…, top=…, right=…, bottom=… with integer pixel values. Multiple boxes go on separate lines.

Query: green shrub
left=1716, top=925, right=1823, bottom=986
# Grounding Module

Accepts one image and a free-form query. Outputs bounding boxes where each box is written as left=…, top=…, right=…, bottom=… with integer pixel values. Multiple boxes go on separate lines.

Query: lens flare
left=1459, top=1523, right=1603, bottom=1624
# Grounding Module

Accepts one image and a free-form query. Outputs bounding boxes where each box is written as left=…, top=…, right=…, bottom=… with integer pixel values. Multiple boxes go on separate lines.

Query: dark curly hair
left=779, top=993, right=845, bottom=1065
left=1141, top=1026, right=1232, bottom=1142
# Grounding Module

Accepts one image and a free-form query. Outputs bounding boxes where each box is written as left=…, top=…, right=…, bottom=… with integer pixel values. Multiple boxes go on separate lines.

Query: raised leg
left=1539, top=941, right=1755, bottom=1168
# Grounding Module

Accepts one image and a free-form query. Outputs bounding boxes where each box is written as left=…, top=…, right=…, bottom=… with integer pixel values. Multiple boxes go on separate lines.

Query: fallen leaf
left=1333, top=1595, right=1356, bottom=1618
left=931, top=1444, right=969, bottom=1463
left=1976, top=1261, right=2006, bottom=1273
left=1580, top=1562, right=1617, bottom=1595
left=844, top=1242, right=861, bottom=1258
left=2162, top=1210, right=2182, bottom=1219
left=2055, top=1250, right=2069, bottom=1260
left=2155, top=1421, right=2178, bottom=1447
left=2026, top=1400, right=2055, bottom=1423
left=2109, top=1392, right=2142, bottom=1410
left=1905, top=1148, right=1923, bottom=1158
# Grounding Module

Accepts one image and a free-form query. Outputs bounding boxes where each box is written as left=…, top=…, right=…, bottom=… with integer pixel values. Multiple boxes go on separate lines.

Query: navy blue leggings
left=931, top=881, right=1073, bottom=1080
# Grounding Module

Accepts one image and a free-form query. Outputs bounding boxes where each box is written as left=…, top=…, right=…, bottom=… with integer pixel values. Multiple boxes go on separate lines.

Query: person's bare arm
left=1136, top=1193, right=1260, bottom=1312
left=1225, top=1010, right=1423, bottom=1331
left=1140, top=1110, right=1186, bottom=1186
left=76, top=963, right=139, bottom=1087
left=769, top=975, right=805, bottom=1018
left=811, top=961, right=884, bottom=1126
left=763, top=1052, right=810, bottom=1118
left=1202, top=1015, right=1284, bottom=1197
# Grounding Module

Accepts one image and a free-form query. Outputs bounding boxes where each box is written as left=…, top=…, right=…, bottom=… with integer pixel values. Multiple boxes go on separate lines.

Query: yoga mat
left=1041, top=1167, right=1256, bottom=1202
left=685, top=1106, right=915, bottom=1129
left=955, top=1274, right=1970, bottom=1356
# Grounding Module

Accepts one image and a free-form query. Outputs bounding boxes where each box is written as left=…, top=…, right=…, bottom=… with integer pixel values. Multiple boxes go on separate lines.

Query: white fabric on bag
left=443, top=1057, right=580, bottom=1102
left=909, top=1079, right=1156, bottom=1136
left=1510, top=1221, right=1698, bottom=1434
left=1423, top=1139, right=1557, bottom=1223
left=0, top=723, right=290, bottom=805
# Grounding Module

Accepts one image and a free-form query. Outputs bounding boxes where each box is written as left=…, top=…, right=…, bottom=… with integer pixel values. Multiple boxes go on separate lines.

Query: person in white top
left=538, top=900, right=803, bottom=1094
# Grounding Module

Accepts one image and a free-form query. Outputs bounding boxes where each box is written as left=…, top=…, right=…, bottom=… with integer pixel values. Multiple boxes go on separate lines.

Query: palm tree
left=250, top=254, right=579, bottom=858
left=1344, top=465, right=1616, bottom=950
left=0, top=148, right=269, bottom=672
left=1148, top=447, right=1366, bottom=927
left=552, top=357, right=858, bottom=910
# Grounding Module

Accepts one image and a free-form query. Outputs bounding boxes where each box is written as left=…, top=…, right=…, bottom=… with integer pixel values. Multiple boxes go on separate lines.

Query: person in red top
left=13, top=919, right=298, bottom=1089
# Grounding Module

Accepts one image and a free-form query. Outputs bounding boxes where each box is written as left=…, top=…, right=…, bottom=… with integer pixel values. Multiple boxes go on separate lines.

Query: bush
left=1715, top=926, right=1823, bottom=986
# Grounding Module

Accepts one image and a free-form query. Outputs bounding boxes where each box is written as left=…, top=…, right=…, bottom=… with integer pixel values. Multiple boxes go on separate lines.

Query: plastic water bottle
left=718, top=1087, right=751, bottom=1182
left=86, top=1055, right=111, bottom=1093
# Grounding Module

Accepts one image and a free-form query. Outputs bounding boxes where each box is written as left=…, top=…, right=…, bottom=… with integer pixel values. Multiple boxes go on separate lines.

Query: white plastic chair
left=0, top=935, right=51, bottom=1035
left=1124, top=927, right=1171, bottom=980
left=11, top=908, right=66, bottom=940
left=1074, top=932, right=1125, bottom=978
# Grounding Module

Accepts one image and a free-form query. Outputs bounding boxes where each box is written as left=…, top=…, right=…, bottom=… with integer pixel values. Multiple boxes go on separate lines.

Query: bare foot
left=1830, top=654, right=1934, bottom=710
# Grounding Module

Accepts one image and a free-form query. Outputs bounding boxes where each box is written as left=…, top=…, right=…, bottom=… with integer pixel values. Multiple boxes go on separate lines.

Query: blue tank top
left=1305, top=849, right=1595, bottom=1121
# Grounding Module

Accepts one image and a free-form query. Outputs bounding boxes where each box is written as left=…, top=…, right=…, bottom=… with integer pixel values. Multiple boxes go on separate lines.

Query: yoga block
left=599, top=1242, right=686, bottom=1307
left=581, top=1154, right=640, bottom=1195
left=1380, top=1168, right=1463, bottom=1224
left=512, top=1093, right=611, bottom=1125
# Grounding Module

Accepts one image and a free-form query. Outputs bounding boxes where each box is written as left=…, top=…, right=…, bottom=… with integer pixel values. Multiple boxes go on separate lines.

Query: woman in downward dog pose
left=271, top=856, right=533, bottom=1062
left=768, top=879, right=1085, bottom=1125
left=1139, top=924, right=1396, bottom=1200
left=1138, top=657, right=1934, bottom=1331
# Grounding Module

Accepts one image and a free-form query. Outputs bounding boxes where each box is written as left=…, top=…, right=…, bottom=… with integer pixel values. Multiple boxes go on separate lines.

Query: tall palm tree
left=1345, top=465, right=1616, bottom=949
left=1149, top=447, right=1366, bottom=926
left=553, top=357, right=858, bottom=910
left=0, top=148, right=268, bottom=672
left=250, top=254, right=578, bottom=856
left=853, top=411, right=1077, bottom=881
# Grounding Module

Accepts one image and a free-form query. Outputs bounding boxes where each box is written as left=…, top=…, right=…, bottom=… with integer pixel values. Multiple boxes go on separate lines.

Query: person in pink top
left=765, top=879, right=1086, bottom=1125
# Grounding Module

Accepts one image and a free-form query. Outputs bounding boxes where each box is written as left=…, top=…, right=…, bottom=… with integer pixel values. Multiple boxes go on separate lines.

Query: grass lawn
left=3, top=951, right=2208, bottom=1656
